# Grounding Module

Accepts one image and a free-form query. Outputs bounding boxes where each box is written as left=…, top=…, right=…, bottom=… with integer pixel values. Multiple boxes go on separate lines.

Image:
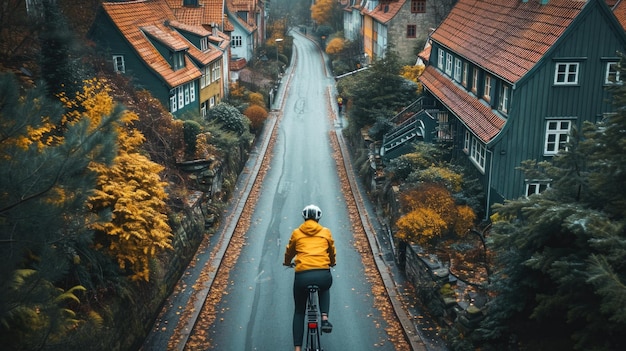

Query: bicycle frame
left=305, top=285, right=322, bottom=351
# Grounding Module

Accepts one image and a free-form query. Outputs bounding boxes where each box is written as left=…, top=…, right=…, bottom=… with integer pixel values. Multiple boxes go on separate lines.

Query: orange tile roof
left=420, top=66, right=505, bottom=143
left=431, top=0, right=587, bottom=84
left=613, top=0, right=626, bottom=30
left=362, top=0, right=406, bottom=24
left=102, top=0, right=213, bottom=88
left=165, top=0, right=225, bottom=26
left=227, top=0, right=258, bottom=32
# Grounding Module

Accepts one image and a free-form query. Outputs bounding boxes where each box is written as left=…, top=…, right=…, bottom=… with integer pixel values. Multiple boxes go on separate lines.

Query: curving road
left=203, top=30, right=400, bottom=350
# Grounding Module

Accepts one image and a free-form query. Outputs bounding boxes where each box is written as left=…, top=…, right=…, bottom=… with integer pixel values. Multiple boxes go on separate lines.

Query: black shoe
left=321, top=320, right=333, bottom=333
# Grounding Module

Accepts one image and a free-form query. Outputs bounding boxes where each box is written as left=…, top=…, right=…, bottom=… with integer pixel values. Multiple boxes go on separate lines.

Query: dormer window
left=172, top=51, right=185, bottom=70
left=200, top=37, right=208, bottom=51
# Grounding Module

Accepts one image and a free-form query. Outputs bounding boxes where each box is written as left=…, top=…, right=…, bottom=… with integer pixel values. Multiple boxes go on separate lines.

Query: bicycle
left=286, top=264, right=328, bottom=351
left=304, top=284, right=323, bottom=351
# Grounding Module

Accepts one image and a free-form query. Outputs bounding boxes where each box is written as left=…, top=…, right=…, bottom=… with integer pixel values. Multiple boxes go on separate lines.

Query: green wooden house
left=382, top=0, right=626, bottom=217
left=89, top=0, right=228, bottom=117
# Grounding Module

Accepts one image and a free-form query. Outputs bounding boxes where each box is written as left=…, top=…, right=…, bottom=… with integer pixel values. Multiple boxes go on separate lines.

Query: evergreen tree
left=338, top=50, right=418, bottom=136
left=0, top=73, right=118, bottom=349
left=478, top=58, right=626, bottom=350
left=37, top=0, right=87, bottom=99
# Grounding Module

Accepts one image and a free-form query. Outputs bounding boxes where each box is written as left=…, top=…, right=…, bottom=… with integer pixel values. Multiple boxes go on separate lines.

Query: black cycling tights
left=292, top=269, right=333, bottom=346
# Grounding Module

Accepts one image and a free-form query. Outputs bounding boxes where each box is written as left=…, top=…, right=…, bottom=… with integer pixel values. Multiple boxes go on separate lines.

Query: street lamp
left=275, top=38, right=283, bottom=62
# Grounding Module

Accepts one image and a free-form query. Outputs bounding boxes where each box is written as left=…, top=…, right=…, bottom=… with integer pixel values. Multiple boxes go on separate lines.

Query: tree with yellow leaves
left=0, top=73, right=116, bottom=349
left=84, top=83, right=173, bottom=282
left=326, top=37, right=345, bottom=55
left=396, top=184, right=475, bottom=245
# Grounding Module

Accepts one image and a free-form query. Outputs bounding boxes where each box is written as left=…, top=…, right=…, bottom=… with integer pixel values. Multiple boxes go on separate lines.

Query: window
left=184, top=85, right=190, bottom=104
left=211, top=61, right=221, bottom=82
left=453, top=58, right=462, bottom=82
left=470, top=137, right=487, bottom=172
left=605, top=62, right=620, bottom=84
left=445, top=53, right=453, bottom=75
left=462, top=62, right=469, bottom=87
left=178, top=86, right=184, bottom=109
left=525, top=181, right=550, bottom=197
left=472, top=69, right=479, bottom=94
left=232, top=35, right=242, bottom=47
left=463, top=131, right=486, bottom=172
left=112, top=55, right=125, bottom=73
left=172, top=51, right=185, bottom=70
left=554, top=62, right=579, bottom=85
left=437, top=112, right=453, bottom=141
left=406, top=25, right=416, bottom=38
left=210, top=96, right=216, bottom=108
left=498, top=85, right=509, bottom=113
left=200, top=37, right=208, bottom=51
left=201, top=66, right=210, bottom=88
left=483, top=74, right=492, bottom=102
left=189, top=82, right=195, bottom=102
left=201, top=101, right=207, bottom=117
left=170, top=89, right=177, bottom=113
left=411, top=0, right=426, bottom=13
left=544, top=120, right=572, bottom=155
left=438, top=49, right=445, bottom=70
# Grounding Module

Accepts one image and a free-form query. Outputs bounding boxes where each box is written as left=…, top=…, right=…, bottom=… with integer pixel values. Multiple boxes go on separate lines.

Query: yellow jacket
left=284, top=219, right=336, bottom=272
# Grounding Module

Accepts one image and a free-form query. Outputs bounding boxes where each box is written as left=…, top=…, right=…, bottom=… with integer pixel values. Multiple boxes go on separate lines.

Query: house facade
left=89, top=0, right=230, bottom=118
left=357, top=0, right=437, bottom=64
left=226, top=0, right=264, bottom=63
left=382, top=0, right=626, bottom=217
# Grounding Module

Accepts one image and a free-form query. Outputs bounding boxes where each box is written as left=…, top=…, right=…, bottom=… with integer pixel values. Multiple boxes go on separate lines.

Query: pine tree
left=479, top=57, right=626, bottom=350
left=0, top=73, right=117, bottom=349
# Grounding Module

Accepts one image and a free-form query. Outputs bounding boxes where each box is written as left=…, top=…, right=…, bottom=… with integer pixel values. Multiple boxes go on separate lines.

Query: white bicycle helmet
left=302, top=204, right=322, bottom=221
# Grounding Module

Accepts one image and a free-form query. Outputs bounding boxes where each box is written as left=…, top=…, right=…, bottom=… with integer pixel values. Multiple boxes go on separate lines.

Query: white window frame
left=454, top=58, right=462, bottom=82
left=525, top=180, right=551, bottom=197
left=232, top=35, right=242, bottom=47
left=605, top=62, right=620, bottom=84
left=470, top=137, right=486, bottom=172
left=544, top=119, right=572, bottom=155
left=554, top=62, right=579, bottom=85
left=445, top=53, right=453, bottom=76
left=211, top=61, right=221, bottom=82
left=472, top=69, right=479, bottom=94
left=463, top=130, right=470, bottom=152
left=178, top=86, right=184, bottom=109
left=462, top=62, right=469, bottom=87
left=483, top=74, right=492, bottom=102
left=201, top=101, right=207, bottom=116
left=189, top=82, right=195, bottom=102
left=498, top=85, right=509, bottom=113
left=112, top=55, right=125, bottom=73
left=210, top=96, right=216, bottom=108
left=170, top=89, right=177, bottom=113
left=438, top=49, right=445, bottom=70
left=200, top=37, right=208, bottom=51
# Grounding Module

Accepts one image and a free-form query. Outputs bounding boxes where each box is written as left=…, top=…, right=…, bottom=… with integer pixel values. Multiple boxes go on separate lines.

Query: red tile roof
left=165, top=0, right=224, bottom=26
left=102, top=0, right=219, bottom=88
left=420, top=66, right=505, bottom=143
left=227, top=0, right=258, bottom=32
left=362, top=0, right=406, bottom=24
left=431, top=0, right=587, bottom=83
left=613, top=0, right=626, bottom=30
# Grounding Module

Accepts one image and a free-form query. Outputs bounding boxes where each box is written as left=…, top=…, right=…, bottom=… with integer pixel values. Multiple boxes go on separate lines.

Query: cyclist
left=284, top=204, right=337, bottom=351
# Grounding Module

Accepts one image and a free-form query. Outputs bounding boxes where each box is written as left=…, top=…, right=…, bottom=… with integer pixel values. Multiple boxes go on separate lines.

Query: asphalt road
left=203, top=30, right=398, bottom=350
